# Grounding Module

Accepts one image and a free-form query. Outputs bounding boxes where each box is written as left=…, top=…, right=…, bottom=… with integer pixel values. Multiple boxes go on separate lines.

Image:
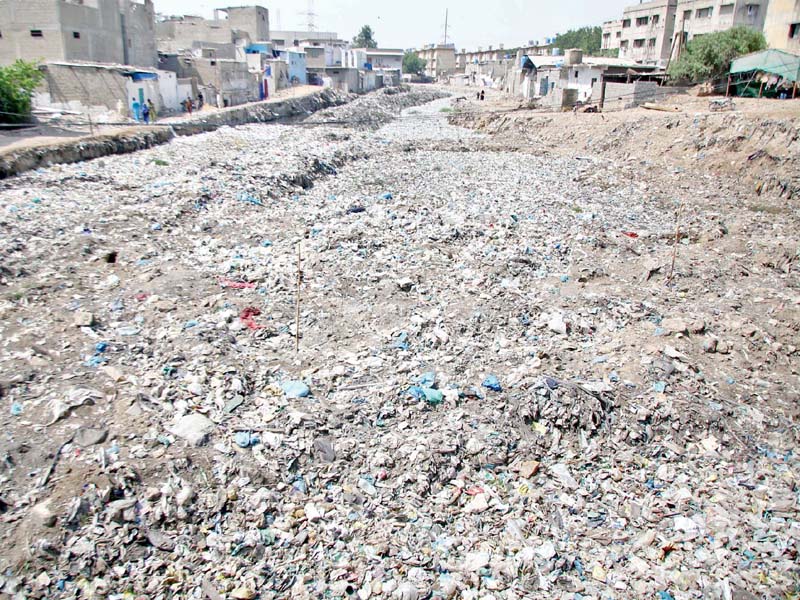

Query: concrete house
left=618, top=0, right=678, bottom=66
left=277, top=49, right=307, bottom=85
left=602, top=20, right=624, bottom=52
left=35, top=61, right=179, bottom=116
left=156, top=6, right=269, bottom=53
left=417, top=44, right=457, bottom=78
left=0, top=0, right=157, bottom=67
left=345, top=48, right=404, bottom=70
left=762, top=0, right=800, bottom=52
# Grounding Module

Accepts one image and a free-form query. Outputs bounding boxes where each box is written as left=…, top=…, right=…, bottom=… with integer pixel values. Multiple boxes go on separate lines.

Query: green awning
left=730, top=49, right=800, bottom=84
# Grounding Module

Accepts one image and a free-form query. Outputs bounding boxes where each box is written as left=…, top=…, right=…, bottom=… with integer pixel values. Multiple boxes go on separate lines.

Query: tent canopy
left=730, top=49, right=800, bottom=84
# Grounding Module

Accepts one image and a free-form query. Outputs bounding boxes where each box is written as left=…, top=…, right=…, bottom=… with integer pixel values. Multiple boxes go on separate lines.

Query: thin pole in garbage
left=295, top=240, right=302, bottom=353
left=667, top=203, right=683, bottom=283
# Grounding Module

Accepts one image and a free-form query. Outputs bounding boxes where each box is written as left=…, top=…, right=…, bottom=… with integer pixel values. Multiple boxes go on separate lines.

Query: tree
left=402, top=52, right=427, bottom=75
left=352, top=25, right=378, bottom=49
left=554, top=26, right=602, bottom=56
left=668, top=26, right=766, bottom=83
left=0, top=60, right=44, bottom=124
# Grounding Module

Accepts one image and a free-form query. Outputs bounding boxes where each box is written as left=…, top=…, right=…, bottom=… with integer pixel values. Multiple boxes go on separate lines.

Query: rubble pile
left=0, top=90, right=799, bottom=599
left=307, top=86, right=450, bottom=129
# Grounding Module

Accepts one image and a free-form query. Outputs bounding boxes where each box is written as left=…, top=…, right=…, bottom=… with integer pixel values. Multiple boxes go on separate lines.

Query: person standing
left=480, top=90, right=485, bottom=101
left=198, top=92, right=204, bottom=109
left=142, top=101, right=150, bottom=124
left=131, top=97, right=141, bottom=121
left=147, top=99, right=157, bottom=121
left=186, top=96, right=193, bottom=115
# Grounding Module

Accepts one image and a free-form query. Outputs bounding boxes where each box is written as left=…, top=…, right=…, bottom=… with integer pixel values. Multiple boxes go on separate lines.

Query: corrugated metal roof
left=730, top=49, right=800, bottom=84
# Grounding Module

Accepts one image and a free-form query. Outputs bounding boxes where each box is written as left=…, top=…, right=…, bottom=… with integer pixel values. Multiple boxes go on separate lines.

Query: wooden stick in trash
left=295, top=241, right=302, bottom=353
left=667, top=203, right=683, bottom=283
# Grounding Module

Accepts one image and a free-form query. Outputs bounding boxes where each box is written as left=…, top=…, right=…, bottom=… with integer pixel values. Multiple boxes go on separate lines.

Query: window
left=653, top=14, right=660, bottom=25
left=696, top=7, right=713, bottom=18
left=648, top=38, right=656, bottom=47
left=73, top=31, right=80, bottom=38
left=591, top=77, right=597, bottom=86
left=633, top=38, right=645, bottom=48
left=746, top=4, right=759, bottom=18
left=720, top=3, right=734, bottom=15
left=622, top=19, right=631, bottom=27
left=574, top=70, right=579, bottom=78
left=790, top=23, right=800, bottom=39
left=636, top=16, right=649, bottom=26
left=616, top=31, right=622, bottom=38
left=620, top=40, right=629, bottom=49
left=683, top=10, right=692, bottom=20
left=30, top=29, right=43, bottom=37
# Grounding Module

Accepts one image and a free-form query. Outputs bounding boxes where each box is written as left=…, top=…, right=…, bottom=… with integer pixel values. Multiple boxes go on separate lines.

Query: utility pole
left=443, top=9, right=449, bottom=46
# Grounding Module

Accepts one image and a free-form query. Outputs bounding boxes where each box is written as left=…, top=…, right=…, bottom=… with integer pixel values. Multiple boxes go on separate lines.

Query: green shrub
left=0, top=60, right=44, bottom=124
left=668, top=27, right=766, bottom=83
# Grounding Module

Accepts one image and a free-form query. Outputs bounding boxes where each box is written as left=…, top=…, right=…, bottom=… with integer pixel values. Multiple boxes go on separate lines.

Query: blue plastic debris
left=86, top=354, right=107, bottom=367
left=380, top=192, right=393, bottom=200
left=95, top=342, right=109, bottom=353
left=237, top=192, right=264, bottom=207
left=423, top=388, right=443, bottom=405
left=406, top=386, right=425, bottom=401
left=392, top=332, right=409, bottom=350
left=184, top=319, right=199, bottom=329
left=261, top=240, right=273, bottom=247
left=560, top=275, right=570, bottom=283
left=234, top=431, right=259, bottom=448
left=282, top=380, right=310, bottom=398
left=418, top=371, right=436, bottom=387
left=150, top=223, right=163, bottom=231
left=657, top=592, right=675, bottom=600
left=482, top=375, right=502, bottom=392
left=653, top=381, right=667, bottom=393
left=10, top=402, right=23, bottom=416
left=292, top=476, right=308, bottom=494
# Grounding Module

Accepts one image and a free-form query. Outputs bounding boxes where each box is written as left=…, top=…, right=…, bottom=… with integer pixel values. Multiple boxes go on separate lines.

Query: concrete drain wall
left=0, top=89, right=352, bottom=180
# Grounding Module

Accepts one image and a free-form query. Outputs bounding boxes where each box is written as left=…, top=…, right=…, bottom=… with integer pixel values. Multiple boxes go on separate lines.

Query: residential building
left=602, top=20, right=624, bottom=52
left=618, top=0, right=678, bottom=66
left=510, top=49, right=658, bottom=106
left=34, top=61, right=180, bottom=115
left=416, top=44, right=457, bottom=78
left=156, top=6, right=269, bottom=53
left=345, top=48, right=404, bottom=70
left=762, top=0, right=800, bottom=52
left=162, top=53, right=259, bottom=106
left=0, top=0, right=157, bottom=67
left=672, top=0, right=769, bottom=45
left=270, top=30, right=341, bottom=48
left=278, top=49, right=307, bottom=85
left=457, top=43, right=547, bottom=69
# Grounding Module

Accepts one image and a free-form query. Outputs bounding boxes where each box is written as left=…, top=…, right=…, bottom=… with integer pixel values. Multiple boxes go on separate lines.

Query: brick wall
left=42, top=63, right=129, bottom=110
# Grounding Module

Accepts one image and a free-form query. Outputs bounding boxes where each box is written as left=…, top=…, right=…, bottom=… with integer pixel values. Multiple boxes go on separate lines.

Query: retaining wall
left=0, top=88, right=352, bottom=179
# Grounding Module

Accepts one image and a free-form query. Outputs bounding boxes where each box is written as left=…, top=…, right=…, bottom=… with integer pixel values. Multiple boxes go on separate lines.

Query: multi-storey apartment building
left=0, top=0, right=156, bottom=67
left=618, top=0, right=678, bottom=66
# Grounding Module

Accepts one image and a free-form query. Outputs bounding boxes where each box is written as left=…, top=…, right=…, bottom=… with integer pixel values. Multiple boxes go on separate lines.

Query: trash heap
left=0, top=91, right=798, bottom=599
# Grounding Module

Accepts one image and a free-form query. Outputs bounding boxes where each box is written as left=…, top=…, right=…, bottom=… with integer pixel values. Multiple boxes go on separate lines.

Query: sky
left=152, top=0, right=632, bottom=50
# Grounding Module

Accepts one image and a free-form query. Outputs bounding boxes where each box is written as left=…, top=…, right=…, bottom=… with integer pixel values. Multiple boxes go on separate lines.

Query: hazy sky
left=153, top=0, right=631, bottom=50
